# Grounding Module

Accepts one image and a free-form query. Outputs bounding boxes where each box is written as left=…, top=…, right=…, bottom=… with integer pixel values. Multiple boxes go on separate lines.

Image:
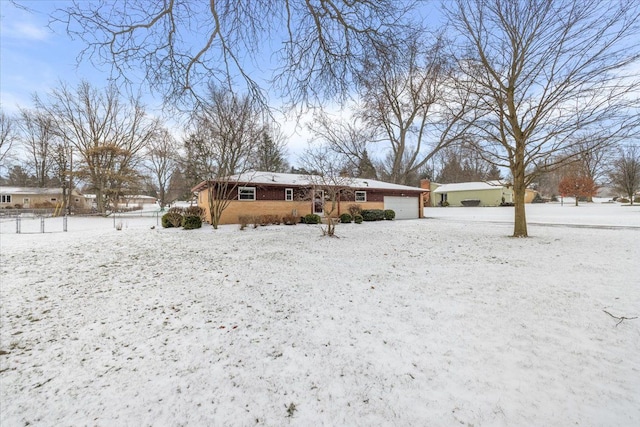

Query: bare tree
left=357, top=32, right=476, bottom=186
left=16, top=108, right=57, bottom=187
left=445, top=0, right=640, bottom=237
left=308, top=111, right=378, bottom=179
left=435, top=142, right=502, bottom=183
left=189, top=86, right=263, bottom=229
left=298, top=144, right=353, bottom=237
left=53, top=1, right=416, bottom=108
left=0, top=109, right=17, bottom=170
left=36, top=81, right=156, bottom=214
left=609, top=144, right=640, bottom=205
left=146, top=126, right=178, bottom=209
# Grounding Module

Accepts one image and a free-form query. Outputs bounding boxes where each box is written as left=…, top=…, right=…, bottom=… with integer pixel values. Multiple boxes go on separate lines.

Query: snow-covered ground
left=1, top=201, right=639, bottom=426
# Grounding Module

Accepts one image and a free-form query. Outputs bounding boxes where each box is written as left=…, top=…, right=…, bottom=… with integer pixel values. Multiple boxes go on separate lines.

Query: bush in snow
left=182, top=215, right=202, bottom=229
left=361, top=209, right=385, bottom=221
left=162, top=212, right=183, bottom=228
left=347, top=204, right=362, bottom=217
left=384, top=210, right=395, bottom=220
left=304, top=214, right=321, bottom=224
left=340, top=213, right=352, bottom=223
left=282, top=214, right=298, bottom=225
left=354, top=214, right=363, bottom=224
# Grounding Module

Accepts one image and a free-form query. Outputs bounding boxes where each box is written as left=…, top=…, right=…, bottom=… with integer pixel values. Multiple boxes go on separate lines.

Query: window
left=238, top=187, right=256, bottom=201
left=51, top=198, right=57, bottom=202
left=1, top=195, right=11, bottom=203
left=355, top=191, right=367, bottom=202
left=285, top=188, right=293, bottom=201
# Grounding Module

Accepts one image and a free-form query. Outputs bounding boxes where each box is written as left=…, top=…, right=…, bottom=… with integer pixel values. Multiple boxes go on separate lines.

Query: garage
left=384, top=196, right=420, bottom=219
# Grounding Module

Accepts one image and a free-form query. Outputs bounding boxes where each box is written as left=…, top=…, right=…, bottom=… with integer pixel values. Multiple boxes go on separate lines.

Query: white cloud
left=9, top=21, right=51, bottom=41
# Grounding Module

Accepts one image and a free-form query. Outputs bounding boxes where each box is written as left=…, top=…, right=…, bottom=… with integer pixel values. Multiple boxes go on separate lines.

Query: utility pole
left=67, top=147, right=73, bottom=216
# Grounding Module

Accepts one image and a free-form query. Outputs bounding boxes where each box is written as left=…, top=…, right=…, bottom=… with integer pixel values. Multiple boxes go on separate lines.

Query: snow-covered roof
left=192, top=171, right=426, bottom=193
left=0, top=187, right=86, bottom=196
left=433, top=181, right=509, bottom=194
left=0, top=186, right=66, bottom=195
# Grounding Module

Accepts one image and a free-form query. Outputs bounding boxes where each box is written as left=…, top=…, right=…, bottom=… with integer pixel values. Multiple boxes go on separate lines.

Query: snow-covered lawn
left=1, top=202, right=639, bottom=426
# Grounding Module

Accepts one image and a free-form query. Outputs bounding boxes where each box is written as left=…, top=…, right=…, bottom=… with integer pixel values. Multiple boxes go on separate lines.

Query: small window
left=355, top=191, right=367, bottom=202
left=285, top=188, right=293, bottom=201
left=51, top=198, right=57, bottom=202
left=1, top=195, right=11, bottom=203
left=238, top=187, right=256, bottom=201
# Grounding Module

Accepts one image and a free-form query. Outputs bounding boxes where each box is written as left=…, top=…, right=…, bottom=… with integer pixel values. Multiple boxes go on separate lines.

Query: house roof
left=1, top=186, right=62, bottom=195
left=0, top=186, right=84, bottom=196
left=191, top=171, right=426, bottom=194
left=433, top=181, right=509, bottom=194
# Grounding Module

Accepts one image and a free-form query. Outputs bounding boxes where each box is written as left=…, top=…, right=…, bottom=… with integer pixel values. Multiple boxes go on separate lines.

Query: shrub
left=238, top=215, right=253, bottom=230
left=618, top=198, right=630, bottom=204
left=383, top=209, right=395, bottom=220
left=282, top=214, right=298, bottom=225
left=361, top=209, right=385, bottom=221
left=304, top=213, right=321, bottom=224
left=184, top=206, right=205, bottom=220
left=348, top=204, right=362, bottom=217
left=354, top=214, right=363, bottom=224
left=162, top=212, right=183, bottom=228
left=182, top=215, right=202, bottom=230
left=262, top=214, right=281, bottom=225
left=34, top=201, right=55, bottom=208
left=531, top=193, right=545, bottom=203
left=340, top=213, right=352, bottom=223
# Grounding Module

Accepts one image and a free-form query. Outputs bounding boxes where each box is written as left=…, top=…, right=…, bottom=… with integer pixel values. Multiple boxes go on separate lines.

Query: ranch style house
left=191, top=171, right=427, bottom=225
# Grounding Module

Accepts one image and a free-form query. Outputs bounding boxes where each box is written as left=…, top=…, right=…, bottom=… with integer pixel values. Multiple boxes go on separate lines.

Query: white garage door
left=384, top=196, right=419, bottom=220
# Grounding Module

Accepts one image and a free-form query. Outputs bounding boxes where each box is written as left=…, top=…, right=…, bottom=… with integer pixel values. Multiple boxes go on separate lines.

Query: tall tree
left=250, top=129, right=289, bottom=173
left=0, top=110, right=17, bottom=172
left=609, top=144, right=640, bottom=205
left=445, top=0, right=640, bottom=237
left=54, top=1, right=416, bottom=107
left=36, top=81, right=156, bottom=214
left=189, top=86, right=263, bottom=229
left=357, top=32, right=476, bottom=186
left=5, top=165, right=36, bottom=187
left=17, top=108, right=57, bottom=187
left=436, top=143, right=501, bottom=183
left=308, top=111, right=377, bottom=179
left=146, top=126, right=178, bottom=209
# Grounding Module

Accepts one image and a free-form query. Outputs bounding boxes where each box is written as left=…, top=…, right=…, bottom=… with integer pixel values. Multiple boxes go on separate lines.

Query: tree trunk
left=512, top=146, right=528, bottom=237
left=513, top=181, right=528, bottom=237
left=208, top=187, right=219, bottom=229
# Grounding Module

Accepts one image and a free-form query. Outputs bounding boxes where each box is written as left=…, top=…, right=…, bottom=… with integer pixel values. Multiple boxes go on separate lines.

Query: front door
left=23, top=198, right=30, bottom=208
left=313, top=190, right=324, bottom=215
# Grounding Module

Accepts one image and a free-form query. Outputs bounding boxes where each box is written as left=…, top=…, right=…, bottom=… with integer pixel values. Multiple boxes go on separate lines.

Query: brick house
left=191, top=171, right=426, bottom=225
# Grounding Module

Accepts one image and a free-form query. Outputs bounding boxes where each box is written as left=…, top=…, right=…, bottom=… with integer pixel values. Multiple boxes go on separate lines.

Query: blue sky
left=0, top=1, right=119, bottom=114
left=0, top=1, right=446, bottom=163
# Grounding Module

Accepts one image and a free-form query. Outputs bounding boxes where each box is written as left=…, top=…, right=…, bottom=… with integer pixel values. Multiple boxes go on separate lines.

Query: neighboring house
left=0, top=186, right=90, bottom=211
left=191, top=171, right=426, bottom=225
left=429, top=181, right=515, bottom=207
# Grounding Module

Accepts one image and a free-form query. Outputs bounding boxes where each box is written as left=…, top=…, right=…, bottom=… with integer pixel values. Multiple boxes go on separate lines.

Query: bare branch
left=603, top=310, right=638, bottom=327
